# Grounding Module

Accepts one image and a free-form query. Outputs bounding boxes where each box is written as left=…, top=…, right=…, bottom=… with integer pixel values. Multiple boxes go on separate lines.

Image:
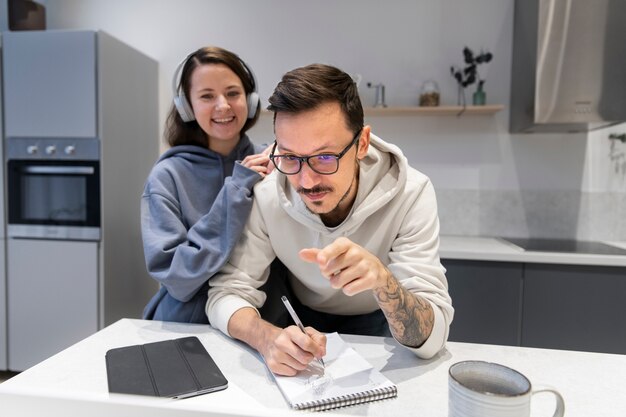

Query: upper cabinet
left=3, top=31, right=97, bottom=138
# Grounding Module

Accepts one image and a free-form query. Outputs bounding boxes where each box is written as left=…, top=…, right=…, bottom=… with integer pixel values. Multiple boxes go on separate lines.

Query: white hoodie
left=207, top=133, right=453, bottom=359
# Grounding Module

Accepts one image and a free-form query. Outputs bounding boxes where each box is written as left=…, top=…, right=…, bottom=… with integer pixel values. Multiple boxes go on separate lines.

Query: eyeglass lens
left=276, top=155, right=338, bottom=174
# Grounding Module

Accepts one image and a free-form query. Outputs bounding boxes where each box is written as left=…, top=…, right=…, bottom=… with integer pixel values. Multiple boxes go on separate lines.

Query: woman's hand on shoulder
left=241, top=144, right=274, bottom=177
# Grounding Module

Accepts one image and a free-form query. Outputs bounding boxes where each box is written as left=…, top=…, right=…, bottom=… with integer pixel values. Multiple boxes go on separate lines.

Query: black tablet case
left=105, top=336, right=228, bottom=398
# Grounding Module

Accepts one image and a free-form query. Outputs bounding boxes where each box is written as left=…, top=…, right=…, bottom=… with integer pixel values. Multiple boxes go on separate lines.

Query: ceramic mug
left=448, top=361, right=564, bottom=417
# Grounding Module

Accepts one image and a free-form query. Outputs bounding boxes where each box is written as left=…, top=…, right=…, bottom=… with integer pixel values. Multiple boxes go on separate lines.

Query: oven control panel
left=7, top=137, right=99, bottom=160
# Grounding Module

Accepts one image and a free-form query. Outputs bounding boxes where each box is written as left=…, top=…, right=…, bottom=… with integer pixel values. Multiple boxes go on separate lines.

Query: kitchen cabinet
left=443, top=259, right=626, bottom=354
left=2, top=30, right=97, bottom=138
left=7, top=239, right=98, bottom=371
left=2, top=30, right=159, bottom=371
left=522, top=264, right=626, bottom=354
left=0, top=239, right=6, bottom=371
left=0, top=52, right=5, bottom=369
left=444, top=260, right=523, bottom=346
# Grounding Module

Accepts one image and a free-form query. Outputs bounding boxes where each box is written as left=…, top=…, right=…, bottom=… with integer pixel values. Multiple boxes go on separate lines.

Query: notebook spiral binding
left=295, top=385, right=398, bottom=412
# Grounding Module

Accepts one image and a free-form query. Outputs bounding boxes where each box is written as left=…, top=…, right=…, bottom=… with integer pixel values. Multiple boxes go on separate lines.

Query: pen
left=281, top=295, right=325, bottom=369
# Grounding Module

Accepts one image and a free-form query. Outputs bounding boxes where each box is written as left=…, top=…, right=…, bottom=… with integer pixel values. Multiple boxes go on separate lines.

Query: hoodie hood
left=276, top=133, right=408, bottom=237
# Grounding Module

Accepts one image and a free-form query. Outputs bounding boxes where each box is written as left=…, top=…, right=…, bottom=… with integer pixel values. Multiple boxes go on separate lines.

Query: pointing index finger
left=316, top=237, right=351, bottom=265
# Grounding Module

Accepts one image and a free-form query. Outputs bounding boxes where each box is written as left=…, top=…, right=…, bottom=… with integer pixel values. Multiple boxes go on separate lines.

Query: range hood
left=510, top=0, right=626, bottom=133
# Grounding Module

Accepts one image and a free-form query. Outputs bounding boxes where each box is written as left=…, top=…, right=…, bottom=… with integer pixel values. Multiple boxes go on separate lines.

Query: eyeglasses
left=269, top=129, right=362, bottom=175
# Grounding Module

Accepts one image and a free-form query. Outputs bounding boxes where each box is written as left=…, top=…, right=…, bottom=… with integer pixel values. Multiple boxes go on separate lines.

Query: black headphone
left=171, top=51, right=260, bottom=123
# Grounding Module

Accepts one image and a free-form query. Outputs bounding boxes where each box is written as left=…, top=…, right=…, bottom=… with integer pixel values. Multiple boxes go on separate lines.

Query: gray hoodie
left=207, top=133, right=453, bottom=359
left=141, top=135, right=263, bottom=323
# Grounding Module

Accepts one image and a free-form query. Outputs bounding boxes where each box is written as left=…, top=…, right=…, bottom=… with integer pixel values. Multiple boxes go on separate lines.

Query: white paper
left=272, top=333, right=396, bottom=409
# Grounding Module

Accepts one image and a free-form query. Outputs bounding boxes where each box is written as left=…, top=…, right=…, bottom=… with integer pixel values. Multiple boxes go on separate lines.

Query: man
left=207, top=64, right=453, bottom=376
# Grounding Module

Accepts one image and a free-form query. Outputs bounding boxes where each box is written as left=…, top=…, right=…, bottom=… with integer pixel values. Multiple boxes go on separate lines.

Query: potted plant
left=450, top=47, right=493, bottom=106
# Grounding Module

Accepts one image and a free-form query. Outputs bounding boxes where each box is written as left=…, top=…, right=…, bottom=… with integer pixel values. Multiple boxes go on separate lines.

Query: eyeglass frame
left=269, top=128, right=363, bottom=175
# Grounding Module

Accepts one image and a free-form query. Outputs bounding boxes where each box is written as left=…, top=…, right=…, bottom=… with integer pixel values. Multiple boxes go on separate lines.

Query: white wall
left=42, top=0, right=508, bottom=186
left=41, top=0, right=626, bottom=239
left=45, top=1, right=511, bottom=118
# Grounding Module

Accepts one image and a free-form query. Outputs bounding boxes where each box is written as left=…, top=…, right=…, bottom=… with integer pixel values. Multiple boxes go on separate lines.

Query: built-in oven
left=6, top=137, right=101, bottom=241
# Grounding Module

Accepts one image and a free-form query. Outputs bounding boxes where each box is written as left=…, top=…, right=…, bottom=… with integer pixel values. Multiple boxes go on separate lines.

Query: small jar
left=419, top=80, right=440, bottom=107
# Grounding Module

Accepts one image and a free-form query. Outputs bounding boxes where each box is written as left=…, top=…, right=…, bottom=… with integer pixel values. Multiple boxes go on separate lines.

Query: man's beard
left=298, top=176, right=356, bottom=218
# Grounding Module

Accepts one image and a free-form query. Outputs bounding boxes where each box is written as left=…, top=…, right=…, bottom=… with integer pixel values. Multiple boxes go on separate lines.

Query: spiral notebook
left=271, top=332, right=397, bottom=411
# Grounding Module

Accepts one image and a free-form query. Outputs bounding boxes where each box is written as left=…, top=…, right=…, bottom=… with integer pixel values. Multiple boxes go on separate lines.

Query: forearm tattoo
left=373, top=270, right=435, bottom=347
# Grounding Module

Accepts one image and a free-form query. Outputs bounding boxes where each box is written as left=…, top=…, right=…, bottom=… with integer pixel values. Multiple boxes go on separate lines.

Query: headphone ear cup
left=247, top=92, right=260, bottom=119
left=174, top=93, right=195, bottom=122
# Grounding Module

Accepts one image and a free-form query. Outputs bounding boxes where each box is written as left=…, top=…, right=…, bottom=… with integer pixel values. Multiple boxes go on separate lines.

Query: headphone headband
left=172, top=50, right=259, bottom=122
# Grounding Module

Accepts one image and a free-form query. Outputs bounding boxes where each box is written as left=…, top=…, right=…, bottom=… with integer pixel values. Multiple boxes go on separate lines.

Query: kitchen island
left=1, top=318, right=624, bottom=417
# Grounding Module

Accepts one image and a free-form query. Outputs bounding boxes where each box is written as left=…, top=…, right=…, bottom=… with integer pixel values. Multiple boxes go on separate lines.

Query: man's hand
left=261, top=325, right=327, bottom=376
left=299, top=237, right=434, bottom=348
left=228, top=307, right=326, bottom=376
left=299, top=237, right=390, bottom=296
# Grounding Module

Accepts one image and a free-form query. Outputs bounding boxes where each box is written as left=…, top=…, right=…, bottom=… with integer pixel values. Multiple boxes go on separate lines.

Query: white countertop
left=440, top=235, right=626, bottom=267
left=2, top=319, right=625, bottom=417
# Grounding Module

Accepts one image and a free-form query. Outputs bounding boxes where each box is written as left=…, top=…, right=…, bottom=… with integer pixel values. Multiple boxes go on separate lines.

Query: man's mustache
left=297, top=186, right=334, bottom=195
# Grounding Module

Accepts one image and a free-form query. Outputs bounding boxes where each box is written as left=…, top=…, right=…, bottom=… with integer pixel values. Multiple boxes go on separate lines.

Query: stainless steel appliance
left=2, top=29, right=158, bottom=371
left=510, top=0, right=626, bottom=133
left=6, top=138, right=100, bottom=241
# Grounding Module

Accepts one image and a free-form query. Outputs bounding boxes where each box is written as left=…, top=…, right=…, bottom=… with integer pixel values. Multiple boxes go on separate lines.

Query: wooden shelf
left=261, top=104, right=504, bottom=117
left=363, top=105, right=504, bottom=116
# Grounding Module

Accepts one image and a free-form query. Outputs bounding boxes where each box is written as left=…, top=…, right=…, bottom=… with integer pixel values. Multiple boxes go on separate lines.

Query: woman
left=141, top=46, right=271, bottom=323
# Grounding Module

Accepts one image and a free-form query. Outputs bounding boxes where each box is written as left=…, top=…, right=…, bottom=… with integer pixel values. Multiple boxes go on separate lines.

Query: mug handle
left=531, top=386, right=565, bottom=417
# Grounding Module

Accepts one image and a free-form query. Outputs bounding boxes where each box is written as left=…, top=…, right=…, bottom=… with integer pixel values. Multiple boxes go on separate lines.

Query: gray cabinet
left=0, top=239, right=6, bottom=371
left=443, top=259, right=626, bottom=354
left=444, top=260, right=523, bottom=346
left=7, top=239, right=98, bottom=371
left=0, top=34, right=6, bottom=371
left=2, top=30, right=159, bottom=371
left=2, top=30, right=97, bottom=138
left=522, top=264, right=626, bottom=354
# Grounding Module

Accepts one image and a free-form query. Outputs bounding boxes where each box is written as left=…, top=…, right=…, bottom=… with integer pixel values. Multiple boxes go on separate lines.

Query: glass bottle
left=472, top=81, right=486, bottom=105
left=419, top=80, right=440, bottom=107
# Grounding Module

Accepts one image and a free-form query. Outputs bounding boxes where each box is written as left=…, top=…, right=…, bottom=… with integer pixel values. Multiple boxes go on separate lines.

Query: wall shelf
left=261, top=104, right=504, bottom=117
left=364, top=105, right=504, bottom=116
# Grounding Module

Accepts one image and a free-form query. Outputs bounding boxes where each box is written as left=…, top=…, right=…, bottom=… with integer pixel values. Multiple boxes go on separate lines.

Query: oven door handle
left=22, top=166, right=95, bottom=175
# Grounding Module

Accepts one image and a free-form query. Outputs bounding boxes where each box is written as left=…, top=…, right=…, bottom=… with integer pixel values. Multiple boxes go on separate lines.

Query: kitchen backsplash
left=437, top=189, right=626, bottom=242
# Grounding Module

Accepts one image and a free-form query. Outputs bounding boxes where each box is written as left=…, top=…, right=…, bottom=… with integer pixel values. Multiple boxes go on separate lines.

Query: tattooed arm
left=372, top=266, right=434, bottom=347
left=299, top=237, right=436, bottom=348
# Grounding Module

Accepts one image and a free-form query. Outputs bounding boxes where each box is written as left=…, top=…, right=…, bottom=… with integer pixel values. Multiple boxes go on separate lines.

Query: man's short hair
left=267, top=64, right=364, bottom=135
